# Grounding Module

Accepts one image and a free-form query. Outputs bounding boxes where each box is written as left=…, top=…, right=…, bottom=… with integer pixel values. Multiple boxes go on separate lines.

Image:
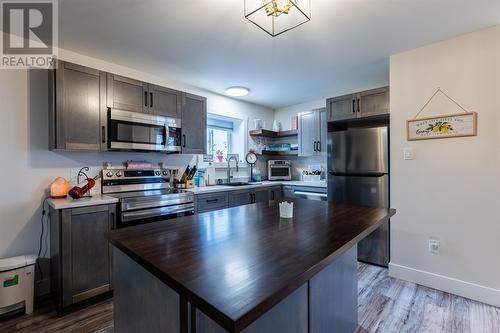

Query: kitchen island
left=107, top=199, right=395, bottom=333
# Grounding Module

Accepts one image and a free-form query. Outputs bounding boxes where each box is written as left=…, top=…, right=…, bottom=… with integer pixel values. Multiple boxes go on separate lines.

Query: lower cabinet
left=228, top=188, right=271, bottom=207
left=196, top=186, right=286, bottom=212
left=50, top=204, right=116, bottom=309
left=228, top=189, right=253, bottom=208
left=268, top=186, right=283, bottom=202
left=195, top=192, right=228, bottom=213
left=253, top=188, right=270, bottom=204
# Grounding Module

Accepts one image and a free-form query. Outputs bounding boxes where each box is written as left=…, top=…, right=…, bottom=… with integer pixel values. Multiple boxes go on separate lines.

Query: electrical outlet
left=428, top=238, right=440, bottom=254
left=403, top=147, right=415, bottom=160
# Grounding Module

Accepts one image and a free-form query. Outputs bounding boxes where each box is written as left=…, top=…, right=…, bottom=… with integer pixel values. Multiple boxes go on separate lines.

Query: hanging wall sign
left=407, top=112, right=477, bottom=141
left=407, top=88, right=478, bottom=141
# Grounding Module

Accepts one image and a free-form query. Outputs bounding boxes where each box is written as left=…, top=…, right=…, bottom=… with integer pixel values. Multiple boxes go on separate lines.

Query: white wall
left=389, top=25, right=500, bottom=306
left=274, top=99, right=327, bottom=130
left=0, top=48, right=273, bottom=259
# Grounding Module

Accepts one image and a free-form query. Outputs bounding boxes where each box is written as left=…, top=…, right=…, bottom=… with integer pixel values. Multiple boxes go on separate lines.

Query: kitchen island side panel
left=309, top=245, right=358, bottom=333
left=113, top=248, right=180, bottom=333
left=113, top=245, right=358, bottom=333
left=195, top=284, right=308, bottom=333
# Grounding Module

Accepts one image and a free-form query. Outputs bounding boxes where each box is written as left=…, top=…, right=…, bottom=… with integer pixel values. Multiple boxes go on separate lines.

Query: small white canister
left=279, top=201, right=294, bottom=219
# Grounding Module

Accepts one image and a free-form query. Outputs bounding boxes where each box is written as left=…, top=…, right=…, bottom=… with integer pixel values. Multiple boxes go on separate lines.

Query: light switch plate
left=429, top=238, right=440, bottom=254
left=403, top=147, right=415, bottom=160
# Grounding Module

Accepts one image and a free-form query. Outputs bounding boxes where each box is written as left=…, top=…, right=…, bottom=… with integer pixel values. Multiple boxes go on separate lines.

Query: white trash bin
left=0, top=254, right=37, bottom=316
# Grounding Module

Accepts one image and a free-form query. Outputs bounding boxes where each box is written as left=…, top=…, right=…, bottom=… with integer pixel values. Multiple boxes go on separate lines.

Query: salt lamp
left=49, top=177, right=70, bottom=198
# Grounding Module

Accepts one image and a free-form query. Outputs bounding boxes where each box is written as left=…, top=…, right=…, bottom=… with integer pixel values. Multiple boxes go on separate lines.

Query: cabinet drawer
left=196, top=192, right=228, bottom=213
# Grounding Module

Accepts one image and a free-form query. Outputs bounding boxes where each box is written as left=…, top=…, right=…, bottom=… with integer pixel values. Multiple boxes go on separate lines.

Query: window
left=207, top=128, right=231, bottom=162
left=206, top=114, right=246, bottom=163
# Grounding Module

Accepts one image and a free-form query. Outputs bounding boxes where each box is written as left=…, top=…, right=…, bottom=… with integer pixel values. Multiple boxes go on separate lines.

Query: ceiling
left=59, top=0, right=500, bottom=109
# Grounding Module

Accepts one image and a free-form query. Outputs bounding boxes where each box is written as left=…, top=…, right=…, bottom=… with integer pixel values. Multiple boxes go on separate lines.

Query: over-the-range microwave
left=108, top=108, right=182, bottom=153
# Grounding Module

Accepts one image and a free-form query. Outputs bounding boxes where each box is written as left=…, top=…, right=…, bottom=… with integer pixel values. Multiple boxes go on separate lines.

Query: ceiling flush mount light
left=225, top=86, right=250, bottom=97
left=244, top=0, right=311, bottom=37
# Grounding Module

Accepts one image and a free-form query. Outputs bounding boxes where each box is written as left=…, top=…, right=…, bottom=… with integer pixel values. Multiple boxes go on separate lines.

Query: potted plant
left=215, top=149, right=224, bottom=162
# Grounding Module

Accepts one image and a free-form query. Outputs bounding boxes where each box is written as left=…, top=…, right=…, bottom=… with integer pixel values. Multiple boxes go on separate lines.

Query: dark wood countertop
left=107, top=199, right=395, bottom=332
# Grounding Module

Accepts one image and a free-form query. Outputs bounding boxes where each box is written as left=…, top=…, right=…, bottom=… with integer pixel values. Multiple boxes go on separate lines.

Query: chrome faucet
left=226, top=156, right=239, bottom=184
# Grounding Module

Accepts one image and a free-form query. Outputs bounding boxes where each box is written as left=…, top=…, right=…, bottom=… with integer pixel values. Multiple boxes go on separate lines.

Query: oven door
left=108, top=108, right=167, bottom=152
left=118, top=203, right=195, bottom=228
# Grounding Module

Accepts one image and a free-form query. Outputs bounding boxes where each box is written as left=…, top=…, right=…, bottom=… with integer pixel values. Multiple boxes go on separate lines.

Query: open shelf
left=249, top=129, right=298, bottom=138
left=260, top=150, right=299, bottom=156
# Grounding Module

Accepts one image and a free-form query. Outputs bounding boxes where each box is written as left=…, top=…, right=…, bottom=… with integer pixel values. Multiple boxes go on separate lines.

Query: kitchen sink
left=225, top=182, right=251, bottom=187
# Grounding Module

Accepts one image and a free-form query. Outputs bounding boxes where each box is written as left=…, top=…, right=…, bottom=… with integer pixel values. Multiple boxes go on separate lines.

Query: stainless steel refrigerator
left=327, top=126, right=389, bottom=267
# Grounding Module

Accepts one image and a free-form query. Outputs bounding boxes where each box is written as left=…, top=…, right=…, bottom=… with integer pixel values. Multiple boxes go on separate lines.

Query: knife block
left=186, top=180, right=195, bottom=189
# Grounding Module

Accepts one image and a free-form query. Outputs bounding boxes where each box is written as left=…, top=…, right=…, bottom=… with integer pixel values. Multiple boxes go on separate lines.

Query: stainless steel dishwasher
left=283, top=185, right=327, bottom=201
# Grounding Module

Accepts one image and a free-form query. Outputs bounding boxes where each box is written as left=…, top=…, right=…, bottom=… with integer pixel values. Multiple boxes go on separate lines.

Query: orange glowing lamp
left=49, top=177, right=70, bottom=198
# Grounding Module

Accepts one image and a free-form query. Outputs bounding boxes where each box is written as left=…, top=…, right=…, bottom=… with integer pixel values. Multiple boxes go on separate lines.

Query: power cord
left=37, top=197, right=49, bottom=283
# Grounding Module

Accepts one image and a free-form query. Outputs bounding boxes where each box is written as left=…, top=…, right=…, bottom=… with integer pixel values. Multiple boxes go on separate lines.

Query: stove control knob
left=116, top=171, right=122, bottom=177
left=155, top=171, right=161, bottom=176
left=106, top=171, right=114, bottom=178
left=162, top=170, right=169, bottom=176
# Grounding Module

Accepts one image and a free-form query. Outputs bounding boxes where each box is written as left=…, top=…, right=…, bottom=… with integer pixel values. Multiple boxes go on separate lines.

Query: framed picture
left=407, top=112, right=477, bottom=141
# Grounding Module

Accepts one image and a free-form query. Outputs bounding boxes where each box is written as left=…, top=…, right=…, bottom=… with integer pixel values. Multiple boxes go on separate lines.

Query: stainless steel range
left=102, top=167, right=194, bottom=228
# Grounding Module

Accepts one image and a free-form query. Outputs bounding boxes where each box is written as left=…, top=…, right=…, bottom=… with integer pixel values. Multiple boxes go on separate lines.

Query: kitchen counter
left=47, top=194, right=119, bottom=210
left=46, top=181, right=324, bottom=209
left=187, top=180, right=326, bottom=194
left=107, top=200, right=395, bottom=333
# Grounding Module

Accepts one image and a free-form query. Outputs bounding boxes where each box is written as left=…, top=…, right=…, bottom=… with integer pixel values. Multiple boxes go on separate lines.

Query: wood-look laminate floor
left=1, top=264, right=498, bottom=333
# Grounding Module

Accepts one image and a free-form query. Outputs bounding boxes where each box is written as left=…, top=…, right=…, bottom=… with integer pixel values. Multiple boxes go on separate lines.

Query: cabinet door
left=53, top=61, right=104, bottom=151
left=253, top=188, right=270, bottom=203
left=269, top=186, right=283, bottom=202
left=327, top=94, right=357, bottom=122
left=61, top=205, right=115, bottom=306
left=149, top=85, right=182, bottom=118
left=181, top=93, right=207, bottom=154
left=196, top=192, right=228, bottom=213
left=107, top=74, right=148, bottom=113
left=228, top=190, right=252, bottom=207
left=319, top=109, right=328, bottom=155
left=359, top=87, right=389, bottom=118
left=299, top=111, right=319, bottom=157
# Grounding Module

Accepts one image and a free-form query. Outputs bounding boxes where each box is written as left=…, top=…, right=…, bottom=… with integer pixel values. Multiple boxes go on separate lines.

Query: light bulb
left=263, top=0, right=294, bottom=17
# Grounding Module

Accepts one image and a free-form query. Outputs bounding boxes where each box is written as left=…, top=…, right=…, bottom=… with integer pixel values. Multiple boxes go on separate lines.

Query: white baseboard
left=389, top=263, right=500, bottom=307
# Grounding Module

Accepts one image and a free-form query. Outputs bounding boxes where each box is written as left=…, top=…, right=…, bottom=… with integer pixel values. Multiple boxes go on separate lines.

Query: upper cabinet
left=327, top=93, right=358, bottom=122
left=358, top=87, right=390, bottom=118
left=149, top=85, right=182, bottom=118
left=327, top=86, right=389, bottom=122
left=49, top=61, right=207, bottom=153
left=49, top=61, right=106, bottom=151
left=107, top=74, right=182, bottom=118
left=298, top=108, right=327, bottom=157
left=181, top=93, right=207, bottom=154
left=107, top=74, right=148, bottom=113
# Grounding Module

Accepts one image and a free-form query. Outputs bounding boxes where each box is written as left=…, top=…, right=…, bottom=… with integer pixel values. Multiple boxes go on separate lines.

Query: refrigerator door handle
left=329, top=171, right=387, bottom=177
